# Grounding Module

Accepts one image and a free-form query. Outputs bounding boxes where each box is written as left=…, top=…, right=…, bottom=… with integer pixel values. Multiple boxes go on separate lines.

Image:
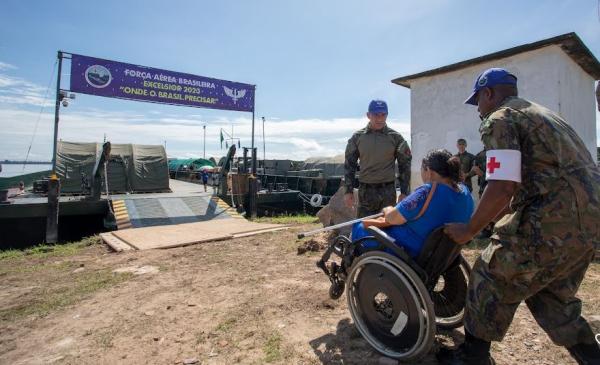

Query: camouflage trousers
left=465, top=233, right=597, bottom=347
left=357, top=182, right=396, bottom=218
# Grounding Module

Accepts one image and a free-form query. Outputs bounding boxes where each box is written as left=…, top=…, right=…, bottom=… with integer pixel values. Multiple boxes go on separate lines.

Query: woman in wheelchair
left=351, top=149, right=474, bottom=258
left=317, top=149, right=476, bottom=361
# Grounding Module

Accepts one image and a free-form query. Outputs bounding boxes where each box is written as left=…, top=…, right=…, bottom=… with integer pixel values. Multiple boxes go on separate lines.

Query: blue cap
left=464, top=68, right=517, bottom=105
left=368, top=99, right=388, bottom=114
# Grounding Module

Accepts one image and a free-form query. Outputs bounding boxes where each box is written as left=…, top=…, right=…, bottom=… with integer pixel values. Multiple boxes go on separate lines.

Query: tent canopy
left=302, top=154, right=345, bottom=177
left=168, top=158, right=215, bottom=172
left=56, top=141, right=170, bottom=194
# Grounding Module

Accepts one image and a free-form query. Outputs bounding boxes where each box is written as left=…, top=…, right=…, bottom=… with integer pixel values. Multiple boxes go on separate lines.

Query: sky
left=0, top=0, right=599, bottom=162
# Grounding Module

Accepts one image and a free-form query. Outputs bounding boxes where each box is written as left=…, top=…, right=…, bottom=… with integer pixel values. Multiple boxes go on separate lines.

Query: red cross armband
left=485, top=149, right=521, bottom=183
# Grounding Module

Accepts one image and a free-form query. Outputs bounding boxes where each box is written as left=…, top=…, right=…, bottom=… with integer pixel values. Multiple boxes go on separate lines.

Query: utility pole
left=47, top=50, right=64, bottom=244
left=261, top=116, right=266, bottom=170
left=203, top=125, right=206, bottom=159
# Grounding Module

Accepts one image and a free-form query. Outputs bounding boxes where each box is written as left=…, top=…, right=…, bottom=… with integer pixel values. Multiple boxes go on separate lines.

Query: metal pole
left=262, top=116, right=266, bottom=171
left=297, top=213, right=383, bottom=239
left=203, top=125, right=206, bottom=159
left=47, top=50, right=63, bottom=243
left=51, top=51, right=63, bottom=173
left=251, top=111, right=255, bottom=172
left=251, top=85, right=256, bottom=174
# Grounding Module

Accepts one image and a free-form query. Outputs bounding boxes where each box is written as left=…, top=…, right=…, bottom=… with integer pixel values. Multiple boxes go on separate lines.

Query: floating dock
left=0, top=179, right=244, bottom=248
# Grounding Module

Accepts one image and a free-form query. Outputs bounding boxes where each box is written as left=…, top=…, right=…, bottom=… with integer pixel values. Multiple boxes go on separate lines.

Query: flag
left=220, top=130, right=224, bottom=149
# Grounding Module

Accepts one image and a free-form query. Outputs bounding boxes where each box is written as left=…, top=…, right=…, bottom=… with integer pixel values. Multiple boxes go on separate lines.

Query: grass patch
left=215, top=317, right=237, bottom=332
left=0, top=269, right=132, bottom=322
left=95, top=326, right=120, bottom=348
left=255, top=214, right=318, bottom=225
left=263, top=332, right=283, bottom=363
left=0, top=235, right=101, bottom=261
left=0, top=260, right=73, bottom=275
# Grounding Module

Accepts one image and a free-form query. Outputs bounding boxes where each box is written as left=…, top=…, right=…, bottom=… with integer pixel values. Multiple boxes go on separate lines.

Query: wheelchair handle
left=297, top=213, right=383, bottom=239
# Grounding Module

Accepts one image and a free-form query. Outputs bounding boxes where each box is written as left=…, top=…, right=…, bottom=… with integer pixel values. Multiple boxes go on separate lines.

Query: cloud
left=0, top=106, right=411, bottom=162
left=0, top=61, right=17, bottom=71
left=0, top=73, right=49, bottom=107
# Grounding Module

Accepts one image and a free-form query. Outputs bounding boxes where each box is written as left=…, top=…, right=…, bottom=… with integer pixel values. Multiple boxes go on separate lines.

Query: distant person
left=200, top=169, right=209, bottom=192
left=344, top=99, right=411, bottom=217
left=442, top=67, right=600, bottom=365
left=454, top=138, right=476, bottom=192
left=352, top=149, right=473, bottom=258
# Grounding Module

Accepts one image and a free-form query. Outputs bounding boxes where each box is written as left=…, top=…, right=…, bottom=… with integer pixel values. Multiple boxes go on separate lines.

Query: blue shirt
left=201, top=171, right=209, bottom=182
left=351, top=183, right=474, bottom=258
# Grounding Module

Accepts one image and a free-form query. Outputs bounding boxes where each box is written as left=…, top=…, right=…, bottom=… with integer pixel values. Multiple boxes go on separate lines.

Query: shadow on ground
left=309, top=317, right=467, bottom=364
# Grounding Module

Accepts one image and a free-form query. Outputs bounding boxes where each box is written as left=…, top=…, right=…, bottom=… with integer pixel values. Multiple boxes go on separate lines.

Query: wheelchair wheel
left=432, top=256, right=471, bottom=329
left=346, top=252, right=435, bottom=361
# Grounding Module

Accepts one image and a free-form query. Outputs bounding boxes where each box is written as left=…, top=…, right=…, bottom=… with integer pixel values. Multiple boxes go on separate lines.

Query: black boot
left=436, top=343, right=496, bottom=365
left=567, top=342, right=600, bottom=365
left=437, top=331, right=495, bottom=365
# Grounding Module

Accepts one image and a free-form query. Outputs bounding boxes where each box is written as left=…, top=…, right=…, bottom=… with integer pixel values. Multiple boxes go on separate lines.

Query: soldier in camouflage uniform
left=454, top=138, right=476, bottom=192
left=344, top=100, right=411, bottom=218
left=442, top=68, right=600, bottom=365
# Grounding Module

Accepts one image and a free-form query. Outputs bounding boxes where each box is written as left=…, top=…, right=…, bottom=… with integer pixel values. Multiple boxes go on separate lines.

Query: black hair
left=422, top=149, right=461, bottom=186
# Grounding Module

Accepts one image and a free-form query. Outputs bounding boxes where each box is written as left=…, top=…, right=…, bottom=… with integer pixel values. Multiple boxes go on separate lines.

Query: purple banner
left=69, top=54, right=255, bottom=112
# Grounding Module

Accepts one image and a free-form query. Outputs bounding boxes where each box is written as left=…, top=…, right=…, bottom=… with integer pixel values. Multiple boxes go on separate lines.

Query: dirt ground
left=1, top=223, right=599, bottom=365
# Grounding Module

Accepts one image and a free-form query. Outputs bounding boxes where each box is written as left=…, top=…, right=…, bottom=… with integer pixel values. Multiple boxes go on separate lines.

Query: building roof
left=392, top=32, right=600, bottom=88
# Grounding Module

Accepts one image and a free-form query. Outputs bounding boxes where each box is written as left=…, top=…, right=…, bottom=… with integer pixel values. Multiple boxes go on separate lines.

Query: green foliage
left=0, top=269, right=132, bottom=321
left=254, top=214, right=318, bottom=225
left=0, top=235, right=101, bottom=261
left=263, top=332, right=282, bottom=363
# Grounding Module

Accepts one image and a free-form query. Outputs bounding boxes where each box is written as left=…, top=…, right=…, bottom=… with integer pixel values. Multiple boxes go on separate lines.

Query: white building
left=392, top=32, right=600, bottom=191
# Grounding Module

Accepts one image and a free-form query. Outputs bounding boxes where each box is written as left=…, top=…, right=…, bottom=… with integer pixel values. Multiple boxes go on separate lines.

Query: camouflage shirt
left=454, top=151, right=476, bottom=190
left=344, top=124, right=411, bottom=195
left=480, top=97, right=600, bottom=242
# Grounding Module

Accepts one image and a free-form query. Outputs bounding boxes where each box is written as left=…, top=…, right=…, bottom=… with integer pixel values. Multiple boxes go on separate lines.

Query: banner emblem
left=224, top=86, right=246, bottom=104
left=85, top=65, right=112, bottom=88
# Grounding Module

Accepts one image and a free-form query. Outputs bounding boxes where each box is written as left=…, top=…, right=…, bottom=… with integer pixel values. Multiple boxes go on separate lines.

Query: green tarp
left=56, top=141, right=170, bottom=194
left=168, top=158, right=215, bottom=172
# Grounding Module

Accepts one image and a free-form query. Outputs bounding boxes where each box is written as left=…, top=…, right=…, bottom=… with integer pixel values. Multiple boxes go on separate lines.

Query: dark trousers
left=357, top=182, right=396, bottom=218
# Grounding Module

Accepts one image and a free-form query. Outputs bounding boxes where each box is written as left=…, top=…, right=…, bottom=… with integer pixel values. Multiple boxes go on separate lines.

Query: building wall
left=555, top=50, right=597, bottom=159
left=408, top=45, right=597, bottom=193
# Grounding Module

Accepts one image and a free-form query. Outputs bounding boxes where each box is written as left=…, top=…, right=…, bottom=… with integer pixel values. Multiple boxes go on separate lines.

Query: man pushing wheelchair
left=302, top=69, right=600, bottom=364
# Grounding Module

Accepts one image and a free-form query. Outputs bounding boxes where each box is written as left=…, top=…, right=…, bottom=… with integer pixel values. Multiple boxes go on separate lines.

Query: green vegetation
left=95, top=326, right=120, bottom=348
left=263, top=332, right=283, bottom=363
left=254, top=214, right=318, bottom=225
left=0, top=269, right=132, bottom=322
left=0, top=235, right=101, bottom=260
left=215, top=317, right=237, bottom=332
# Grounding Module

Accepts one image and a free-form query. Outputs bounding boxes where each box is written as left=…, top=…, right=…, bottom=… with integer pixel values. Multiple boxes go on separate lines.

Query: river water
left=0, top=164, right=52, bottom=177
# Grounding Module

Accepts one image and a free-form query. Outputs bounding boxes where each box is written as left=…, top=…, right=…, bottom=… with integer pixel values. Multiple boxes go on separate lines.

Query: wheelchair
left=316, top=226, right=471, bottom=361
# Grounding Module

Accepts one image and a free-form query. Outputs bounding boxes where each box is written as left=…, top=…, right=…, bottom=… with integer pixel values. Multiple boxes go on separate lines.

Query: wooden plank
left=232, top=226, right=290, bottom=238
left=110, top=219, right=286, bottom=250
left=100, top=232, right=135, bottom=252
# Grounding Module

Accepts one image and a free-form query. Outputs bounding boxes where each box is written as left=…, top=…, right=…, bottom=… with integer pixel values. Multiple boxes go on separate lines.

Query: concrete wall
left=407, top=45, right=598, bottom=192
